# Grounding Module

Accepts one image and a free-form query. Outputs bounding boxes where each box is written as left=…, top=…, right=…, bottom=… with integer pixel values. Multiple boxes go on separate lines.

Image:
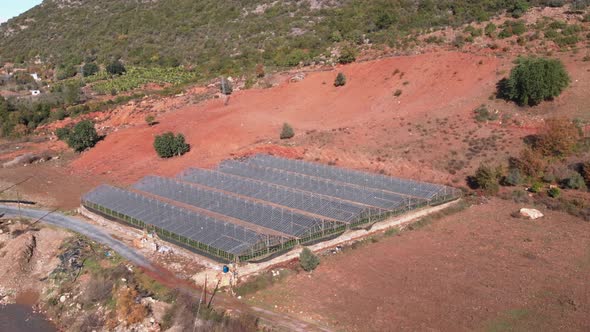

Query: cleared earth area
left=248, top=198, right=590, bottom=331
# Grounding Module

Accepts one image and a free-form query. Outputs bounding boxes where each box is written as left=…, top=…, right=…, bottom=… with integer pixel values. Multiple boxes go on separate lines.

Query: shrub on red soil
left=334, top=72, right=347, bottom=87
left=280, top=123, right=295, bottom=139
left=535, top=118, right=580, bottom=158
left=153, top=132, right=190, bottom=158
left=509, top=148, right=546, bottom=178
left=470, top=163, right=502, bottom=194
left=300, top=247, right=320, bottom=272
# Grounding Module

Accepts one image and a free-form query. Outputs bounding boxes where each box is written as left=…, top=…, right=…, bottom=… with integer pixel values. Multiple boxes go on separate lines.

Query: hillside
left=0, top=0, right=567, bottom=76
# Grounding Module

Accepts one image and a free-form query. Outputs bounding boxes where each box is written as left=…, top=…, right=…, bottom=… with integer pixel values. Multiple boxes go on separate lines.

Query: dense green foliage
left=334, top=72, right=347, bottom=87
left=0, top=0, right=572, bottom=77
left=280, top=123, right=294, bottom=139
left=499, top=57, right=570, bottom=106
left=59, top=120, right=100, bottom=152
left=153, top=132, right=190, bottom=158
left=299, top=248, right=320, bottom=272
left=91, top=67, right=199, bottom=94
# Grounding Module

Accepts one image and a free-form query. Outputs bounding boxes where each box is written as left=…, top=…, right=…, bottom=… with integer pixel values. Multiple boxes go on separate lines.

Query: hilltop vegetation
left=1, top=0, right=585, bottom=77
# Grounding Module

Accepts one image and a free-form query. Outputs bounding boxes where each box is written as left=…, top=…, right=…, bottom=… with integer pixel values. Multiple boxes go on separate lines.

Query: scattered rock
left=519, top=208, right=544, bottom=220
left=290, top=72, right=306, bottom=83
left=59, top=295, right=66, bottom=303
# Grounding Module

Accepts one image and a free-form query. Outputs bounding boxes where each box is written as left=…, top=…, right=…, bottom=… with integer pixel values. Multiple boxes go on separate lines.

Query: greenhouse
left=82, top=155, right=461, bottom=262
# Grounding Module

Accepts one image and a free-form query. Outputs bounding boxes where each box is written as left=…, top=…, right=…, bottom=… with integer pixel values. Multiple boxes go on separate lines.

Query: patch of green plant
left=280, top=123, right=294, bottom=139
left=92, top=67, right=199, bottom=94
left=548, top=187, right=561, bottom=198
left=474, top=105, right=498, bottom=122
left=334, top=72, right=347, bottom=87
left=299, top=247, right=320, bottom=272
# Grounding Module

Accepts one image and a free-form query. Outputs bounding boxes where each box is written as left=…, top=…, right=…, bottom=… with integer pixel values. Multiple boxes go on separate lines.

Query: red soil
left=250, top=198, right=590, bottom=331
left=70, top=51, right=502, bottom=184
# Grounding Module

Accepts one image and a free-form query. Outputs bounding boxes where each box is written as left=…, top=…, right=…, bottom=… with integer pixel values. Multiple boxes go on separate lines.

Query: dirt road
left=0, top=204, right=154, bottom=269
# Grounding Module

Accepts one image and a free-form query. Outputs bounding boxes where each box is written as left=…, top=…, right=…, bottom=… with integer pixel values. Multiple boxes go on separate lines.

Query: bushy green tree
left=82, top=63, right=99, bottom=77
left=106, top=60, right=126, bottom=75
left=299, top=247, right=320, bottom=272
left=280, top=123, right=294, bottom=139
left=154, top=132, right=190, bottom=158
left=64, top=120, right=100, bottom=152
left=334, top=72, right=346, bottom=87
left=499, top=57, right=570, bottom=106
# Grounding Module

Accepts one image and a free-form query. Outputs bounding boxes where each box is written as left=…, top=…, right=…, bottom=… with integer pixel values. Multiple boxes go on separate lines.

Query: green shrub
left=581, top=162, right=590, bottom=187
left=338, top=45, right=357, bottom=64
left=82, top=63, right=99, bottom=77
left=153, top=132, right=190, bottom=158
left=510, top=0, right=529, bottom=18
left=106, top=60, right=126, bottom=75
left=145, top=115, right=156, bottom=126
left=474, top=105, right=498, bottom=122
left=503, top=168, right=522, bottom=186
left=498, top=57, right=570, bottom=106
left=280, top=123, right=294, bottom=139
left=499, top=20, right=526, bottom=38
left=530, top=182, right=543, bottom=193
left=472, top=164, right=501, bottom=194
left=485, top=23, right=497, bottom=37
left=299, top=247, right=320, bottom=272
left=65, top=120, right=100, bottom=152
left=56, top=65, right=77, bottom=80
left=55, top=127, right=71, bottom=141
left=548, top=187, right=561, bottom=198
left=334, top=72, right=346, bottom=87
left=563, top=172, right=587, bottom=190
left=220, top=78, right=233, bottom=95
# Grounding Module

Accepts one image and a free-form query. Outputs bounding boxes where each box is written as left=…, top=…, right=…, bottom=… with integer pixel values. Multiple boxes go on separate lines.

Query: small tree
left=280, top=123, right=295, bottom=139
left=299, top=247, right=320, bottom=272
left=65, top=120, right=100, bottom=152
left=106, top=60, right=126, bottom=75
left=145, top=114, right=156, bottom=126
left=154, top=132, right=190, bottom=158
left=334, top=72, right=346, bottom=87
left=82, top=63, right=99, bottom=77
left=499, top=57, right=570, bottom=106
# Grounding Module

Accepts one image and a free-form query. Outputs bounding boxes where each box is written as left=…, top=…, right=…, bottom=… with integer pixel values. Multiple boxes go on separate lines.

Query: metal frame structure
left=81, top=155, right=461, bottom=263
